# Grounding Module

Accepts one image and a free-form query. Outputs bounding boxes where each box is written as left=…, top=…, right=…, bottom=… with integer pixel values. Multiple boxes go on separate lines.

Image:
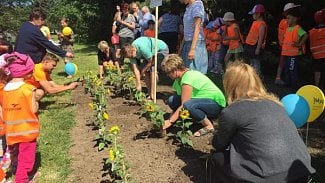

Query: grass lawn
left=35, top=43, right=97, bottom=182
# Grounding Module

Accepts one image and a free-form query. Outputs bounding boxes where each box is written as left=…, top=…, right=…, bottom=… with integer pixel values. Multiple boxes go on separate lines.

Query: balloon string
left=305, top=122, right=309, bottom=147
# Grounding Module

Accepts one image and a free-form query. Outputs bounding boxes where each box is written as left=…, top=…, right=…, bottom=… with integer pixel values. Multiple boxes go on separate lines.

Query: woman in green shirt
left=161, top=54, right=226, bottom=136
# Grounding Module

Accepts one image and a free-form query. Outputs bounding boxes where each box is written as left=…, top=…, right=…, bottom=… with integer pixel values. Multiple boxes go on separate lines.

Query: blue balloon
left=64, top=62, right=77, bottom=75
left=281, top=94, right=310, bottom=128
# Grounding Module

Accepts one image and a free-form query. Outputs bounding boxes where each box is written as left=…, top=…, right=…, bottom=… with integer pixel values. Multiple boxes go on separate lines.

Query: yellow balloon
left=62, top=27, right=73, bottom=36
left=296, top=85, right=325, bottom=122
left=72, top=63, right=78, bottom=75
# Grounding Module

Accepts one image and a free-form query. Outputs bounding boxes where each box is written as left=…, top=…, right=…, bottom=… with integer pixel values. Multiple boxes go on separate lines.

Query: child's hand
left=116, top=6, right=120, bottom=12
left=255, top=49, right=260, bottom=55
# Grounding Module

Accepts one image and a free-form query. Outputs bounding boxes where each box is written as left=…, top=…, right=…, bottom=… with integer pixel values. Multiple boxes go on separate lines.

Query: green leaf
left=98, top=142, right=105, bottom=150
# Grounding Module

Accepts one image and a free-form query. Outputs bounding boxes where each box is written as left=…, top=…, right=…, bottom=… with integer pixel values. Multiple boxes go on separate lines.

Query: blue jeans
left=168, top=95, right=223, bottom=122
left=182, top=40, right=208, bottom=74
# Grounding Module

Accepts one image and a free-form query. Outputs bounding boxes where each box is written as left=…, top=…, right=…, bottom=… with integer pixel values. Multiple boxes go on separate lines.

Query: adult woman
left=115, top=3, right=136, bottom=47
left=161, top=54, right=225, bottom=136
left=211, top=62, right=315, bottom=182
left=179, top=0, right=208, bottom=74
left=158, top=6, right=182, bottom=53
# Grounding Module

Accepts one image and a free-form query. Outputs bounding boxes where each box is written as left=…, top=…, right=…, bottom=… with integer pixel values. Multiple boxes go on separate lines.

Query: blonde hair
left=223, top=61, right=281, bottom=105
left=161, top=54, right=187, bottom=73
left=98, top=40, right=109, bottom=52
left=42, top=52, right=59, bottom=63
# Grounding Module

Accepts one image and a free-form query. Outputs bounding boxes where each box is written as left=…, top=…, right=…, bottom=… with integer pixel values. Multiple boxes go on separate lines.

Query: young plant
left=134, top=91, right=147, bottom=105
left=106, top=126, right=132, bottom=183
left=140, top=100, right=165, bottom=130
left=175, top=109, right=193, bottom=147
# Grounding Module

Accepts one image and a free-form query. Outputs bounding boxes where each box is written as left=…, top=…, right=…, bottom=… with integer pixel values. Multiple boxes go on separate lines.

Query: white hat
left=223, top=12, right=235, bottom=22
left=283, top=3, right=301, bottom=12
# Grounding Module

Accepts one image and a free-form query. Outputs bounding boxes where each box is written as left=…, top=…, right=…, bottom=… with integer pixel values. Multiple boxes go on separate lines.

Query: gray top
left=118, top=14, right=136, bottom=39
left=212, top=99, right=315, bottom=182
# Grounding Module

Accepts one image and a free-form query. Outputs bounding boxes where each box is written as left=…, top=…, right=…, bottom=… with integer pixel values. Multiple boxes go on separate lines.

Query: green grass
left=35, top=43, right=97, bottom=182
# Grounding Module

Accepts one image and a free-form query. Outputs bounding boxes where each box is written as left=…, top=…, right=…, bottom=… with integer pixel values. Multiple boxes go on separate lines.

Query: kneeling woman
left=161, top=54, right=226, bottom=137
left=211, top=62, right=315, bottom=182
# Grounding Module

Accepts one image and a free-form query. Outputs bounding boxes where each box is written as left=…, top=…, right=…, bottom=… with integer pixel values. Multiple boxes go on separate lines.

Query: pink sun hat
left=3, top=52, right=34, bottom=77
left=248, top=4, right=265, bottom=14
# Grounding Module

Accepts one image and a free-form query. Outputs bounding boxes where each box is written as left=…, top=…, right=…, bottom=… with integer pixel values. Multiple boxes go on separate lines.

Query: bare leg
left=194, top=117, right=214, bottom=137
left=99, top=65, right=104, bottom=79
left=132, top=64, right=142, bottom=91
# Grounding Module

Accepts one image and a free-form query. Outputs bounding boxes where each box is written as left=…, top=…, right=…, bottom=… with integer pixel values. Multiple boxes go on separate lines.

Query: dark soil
left=67, top=74, right=325, bottom=183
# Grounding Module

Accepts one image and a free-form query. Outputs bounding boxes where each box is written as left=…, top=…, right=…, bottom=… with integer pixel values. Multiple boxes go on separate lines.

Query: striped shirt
left=118, top=14, right=136, bottom=39
left=183, top=0, right=205, bottom=41
left=159, top=13, right=182, bottom=33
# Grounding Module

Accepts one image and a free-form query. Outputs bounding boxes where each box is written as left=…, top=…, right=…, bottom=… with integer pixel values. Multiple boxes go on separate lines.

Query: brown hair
left=223, top=61, right=281, bottom=105
left=29, top=8, right=46, bottom=21
left=121, top=44, right=134, bottom=58
left=161, top=54, right=187, bottom=73
left=42, top=52, right=59, bottom=63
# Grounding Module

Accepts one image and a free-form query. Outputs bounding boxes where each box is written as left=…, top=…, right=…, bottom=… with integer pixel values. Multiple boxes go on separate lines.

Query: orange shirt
left=309, top=27, right=325, bottom=59
left=246, top=20, right=267, bottom=49
left=26, top=63, right=51, bottom=89
left=144, top=29, right=155, bottom=38
left=0, top=83, right=5, bottom=136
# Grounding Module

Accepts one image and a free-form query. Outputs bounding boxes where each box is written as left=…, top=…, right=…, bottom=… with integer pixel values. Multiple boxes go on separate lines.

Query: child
left=275, top=3, right=300, bottom=85
left=281, top=7, right=308, bottom=89
left=309, top=9, right=325, bottom=88
left=222, top=12, right=243, bottom=65
left=245, top=4, right=267, bottom=73
left=205, top=21, right=221, bottom=73
left=2, top=52, right=39, bottom=183
left=97, top=41, right=121, bottom=79
left=58, top=17, right=74, bottom=78
left=144, top=20, right=155, bottom=38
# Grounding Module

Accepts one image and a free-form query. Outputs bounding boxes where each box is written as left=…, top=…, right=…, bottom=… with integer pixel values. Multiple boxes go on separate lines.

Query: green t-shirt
left=131, top=37, right=168, bottom=63
left=172, top=70, right=226, bottom=107
left=288, top=26, right=306, bottom=55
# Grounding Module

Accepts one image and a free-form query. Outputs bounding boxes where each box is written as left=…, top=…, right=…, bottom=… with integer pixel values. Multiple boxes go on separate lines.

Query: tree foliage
left=1, top=0, right=324, bottom=42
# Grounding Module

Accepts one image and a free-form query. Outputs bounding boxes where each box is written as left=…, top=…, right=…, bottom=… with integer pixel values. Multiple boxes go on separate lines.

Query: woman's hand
left=255, top=48, right=260, bottom=55
left=188, top=48, right=195, bottom=60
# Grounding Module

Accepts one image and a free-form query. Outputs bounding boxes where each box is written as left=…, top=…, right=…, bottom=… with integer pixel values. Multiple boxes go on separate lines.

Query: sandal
left=194, top=127, right=215, bottom=137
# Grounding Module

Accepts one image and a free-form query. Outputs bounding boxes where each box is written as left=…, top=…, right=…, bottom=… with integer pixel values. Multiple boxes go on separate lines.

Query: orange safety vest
left=246, top=20, right=267, bottom=49
left=278, top=19, right=288, bottom=47
left=144, top=29, right=155, bottom=38
left=3, top=83, right=39, bottom=145
left=309, top=27, right=325, bottom=59
left=225, top=23, right=243, bottom=49
left=281, top=25, right=306, bottom=56
left=221, top=25, right=229, bottom=45
left=206, top=29, right=221, bottom=52
left=0, top=83, right=5, bottom=136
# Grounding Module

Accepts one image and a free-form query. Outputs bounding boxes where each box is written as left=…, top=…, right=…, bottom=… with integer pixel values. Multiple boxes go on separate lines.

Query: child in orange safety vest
left=281, top=7, right=308, bottom=89
left=144, top=20, right=156, bottom=38
left=309, top=9, right=325, bottom=88
left=205, top=21, right=222, bottom=73
left=275, top=3, right=300, bottom=85
left=245, top=4, right=267, bottom=73
left=222, top=12, right=244, bottom=65
left=2, top=52, right=39, bottom=183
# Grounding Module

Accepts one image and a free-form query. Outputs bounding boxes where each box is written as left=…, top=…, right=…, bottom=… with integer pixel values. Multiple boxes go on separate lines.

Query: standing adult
left=179, top=0, right=208, bottom=74
left=115, top=3, right=136, bottom=47
left=15, top=8, right=73, bottom=64
left=131, top=2, right=142, bottom=39
left=211, top=62, right=315, bottom=182
left=139, top=6, right=155, bottom=36
left=158, top=6, right=182, bottom=53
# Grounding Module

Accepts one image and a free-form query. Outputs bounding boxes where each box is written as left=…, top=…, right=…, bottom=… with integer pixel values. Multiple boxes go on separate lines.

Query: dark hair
left=29, top=8, right=46, bottom=21
left=148, top=20, right=155, bottom=25
left=61, top=17, right=69, bottom=23
left=286, top=7, right=301, bottom=18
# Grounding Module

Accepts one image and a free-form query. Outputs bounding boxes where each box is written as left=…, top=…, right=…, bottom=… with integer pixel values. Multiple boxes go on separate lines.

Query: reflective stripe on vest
left=5, top=119, right=39, bottom=125
left=278, top=19, right=288, bottom=46
left=246, top=21, right=267, bottom=49
left=281, top=25, right=305, bottom=56
left=6, top=129, right=39, bottom=137
left=309, top=28, right=325, bottom=59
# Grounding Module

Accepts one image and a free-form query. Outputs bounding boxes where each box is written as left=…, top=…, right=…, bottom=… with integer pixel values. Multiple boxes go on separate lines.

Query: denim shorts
left=182, top=40, right=208, bottom=74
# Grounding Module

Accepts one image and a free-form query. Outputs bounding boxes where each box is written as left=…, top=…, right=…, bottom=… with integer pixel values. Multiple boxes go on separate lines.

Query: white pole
left=153, top=6, right=158, bottom=103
